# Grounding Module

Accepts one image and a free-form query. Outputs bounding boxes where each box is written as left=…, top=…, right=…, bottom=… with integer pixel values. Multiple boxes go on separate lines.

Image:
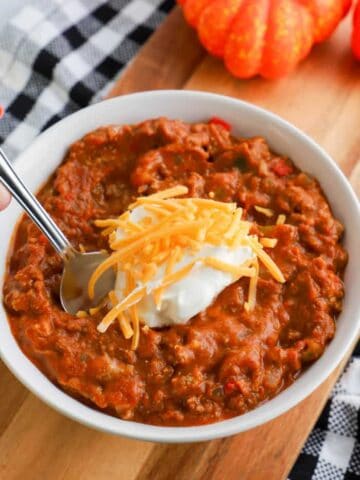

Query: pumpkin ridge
left=295, top=0, right=318, bottom=37
left=259, top=0, right=279, bottom=78
left=221, top=0, right=249, bottom=56
left=224, top=0, right=270, bottom=78
left=297, top=0, right=345, bottom=44
left=260, top=0, right=309, bottom=78
left=198, top=0, right=246, bottom=57
left=183, top=0, right=217, bottom=28
left=297, top=3, right=315, bottom=61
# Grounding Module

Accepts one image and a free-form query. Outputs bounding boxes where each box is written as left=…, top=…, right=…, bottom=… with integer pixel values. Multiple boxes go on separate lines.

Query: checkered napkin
left=0, top=1, right=359, bottom=479
left=289, top=342, right=360, bottom=480
left=0, top=0, right=173, bottom=158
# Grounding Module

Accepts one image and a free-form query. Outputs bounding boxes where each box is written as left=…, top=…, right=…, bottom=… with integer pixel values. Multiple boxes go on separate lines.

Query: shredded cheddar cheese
left=276, top=214, right=286, bottom=225
left=254, top=206, right=274, bottom=218
left=202, top=257, right=255, bottom=277
left=140, top=185, right=188, bottom=200
left=108, top=290, right=134, bottom=339
left=89, top=185, right=286, bottom=349
left=244, top=258, right=259, bottom=313
left=260, top=238, right=278, bottom=248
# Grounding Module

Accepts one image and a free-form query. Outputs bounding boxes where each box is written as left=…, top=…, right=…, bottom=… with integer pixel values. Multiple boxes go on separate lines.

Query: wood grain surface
left=1, top=7, right=359, bottom=480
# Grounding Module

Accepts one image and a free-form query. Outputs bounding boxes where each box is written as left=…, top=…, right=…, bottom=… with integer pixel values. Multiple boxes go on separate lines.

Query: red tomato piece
left=209, top=116, right=231, bottom=131
left=224, top=379, right=238, bottom=394
left=272, top=158, right=293, bottom=176
left=38, top=234, right=48, bottom=245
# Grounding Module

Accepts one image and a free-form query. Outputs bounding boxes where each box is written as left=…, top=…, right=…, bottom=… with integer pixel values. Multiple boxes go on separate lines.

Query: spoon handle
left=0, top=148, right=73, bottom=259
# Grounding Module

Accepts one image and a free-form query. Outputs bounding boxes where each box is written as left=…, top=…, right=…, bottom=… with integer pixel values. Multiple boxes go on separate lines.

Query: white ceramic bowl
left=0, top=90, right=359, bottom=443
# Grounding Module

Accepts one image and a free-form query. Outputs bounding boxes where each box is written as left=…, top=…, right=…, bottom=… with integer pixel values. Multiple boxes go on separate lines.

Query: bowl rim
left=0, top=89, right=359, bottom=443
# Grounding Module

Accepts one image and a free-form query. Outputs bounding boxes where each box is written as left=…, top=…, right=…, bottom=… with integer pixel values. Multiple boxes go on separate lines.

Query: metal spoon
left=0, top=148, right=115, bottom=314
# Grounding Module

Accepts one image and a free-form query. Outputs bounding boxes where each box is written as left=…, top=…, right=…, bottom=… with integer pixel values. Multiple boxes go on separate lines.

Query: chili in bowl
left=0, top=91, right=359, bottom=442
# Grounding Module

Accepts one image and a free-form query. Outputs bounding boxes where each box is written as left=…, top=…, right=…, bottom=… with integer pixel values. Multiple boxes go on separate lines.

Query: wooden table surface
left=1, top=8, right=360, bottom=480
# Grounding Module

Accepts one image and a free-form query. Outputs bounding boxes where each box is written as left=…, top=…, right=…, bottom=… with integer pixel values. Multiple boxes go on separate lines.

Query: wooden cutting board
left=1, top=8, right=359, bottom=480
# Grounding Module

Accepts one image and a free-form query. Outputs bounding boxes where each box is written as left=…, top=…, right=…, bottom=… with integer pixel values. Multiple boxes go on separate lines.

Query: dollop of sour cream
left=114, top=207, right=254, bottom=328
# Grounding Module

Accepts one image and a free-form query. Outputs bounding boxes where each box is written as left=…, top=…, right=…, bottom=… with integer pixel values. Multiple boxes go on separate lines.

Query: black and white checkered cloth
left=289, top=342, right=360, bottom=480
left=289, top=344, right=360, bottom=480
left=0, top=1, right=359, bottom=478
left=0, top=0, right=174, bottom=158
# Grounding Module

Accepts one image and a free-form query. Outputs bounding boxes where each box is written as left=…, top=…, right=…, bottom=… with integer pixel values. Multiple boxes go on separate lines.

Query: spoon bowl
left=60, top=250, right=115, bottom=314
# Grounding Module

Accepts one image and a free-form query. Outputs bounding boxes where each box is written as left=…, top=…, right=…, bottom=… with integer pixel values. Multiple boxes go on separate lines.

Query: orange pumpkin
left=179, top=0, right=352, bottom=78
